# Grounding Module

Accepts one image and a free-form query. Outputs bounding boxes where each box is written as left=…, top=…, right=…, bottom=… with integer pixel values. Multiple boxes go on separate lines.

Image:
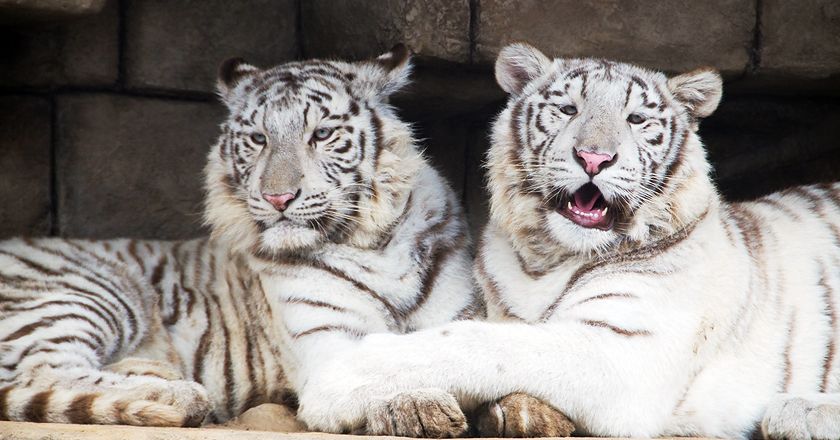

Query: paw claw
left=365, top=389, right=467, bottom=438
left=473, top=393, right=575, bottom=438
left=112, top=378, right=210, bottom=427
left=763, top=396, right=840, bottom=440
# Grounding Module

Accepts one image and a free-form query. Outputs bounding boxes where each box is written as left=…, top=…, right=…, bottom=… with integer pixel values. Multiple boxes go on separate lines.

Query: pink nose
left=263, top=192, right=297, bottom=211
left=576, top=150, right=615, bottom=176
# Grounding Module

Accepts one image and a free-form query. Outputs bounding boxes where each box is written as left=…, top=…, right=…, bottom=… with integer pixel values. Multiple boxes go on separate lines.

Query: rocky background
left=1, top=0, right=838, bottom=240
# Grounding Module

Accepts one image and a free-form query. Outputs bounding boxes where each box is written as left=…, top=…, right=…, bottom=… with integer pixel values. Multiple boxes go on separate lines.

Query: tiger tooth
left=568, top=201, right=573, bottom=211
left=603, top=206, right=609, bottom=215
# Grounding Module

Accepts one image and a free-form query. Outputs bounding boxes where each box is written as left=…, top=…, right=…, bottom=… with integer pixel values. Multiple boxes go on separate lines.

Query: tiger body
left=475, top=186, right=840, bottom=438
left=295, top=44, right=840, bottom=440
left=0, top=47, right=479, bottom=427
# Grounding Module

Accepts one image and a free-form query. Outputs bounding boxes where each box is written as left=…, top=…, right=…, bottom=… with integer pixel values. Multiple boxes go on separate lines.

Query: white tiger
left=294, top=43, right=840, bottom=440
left=0, top=46, right=490, bottom=432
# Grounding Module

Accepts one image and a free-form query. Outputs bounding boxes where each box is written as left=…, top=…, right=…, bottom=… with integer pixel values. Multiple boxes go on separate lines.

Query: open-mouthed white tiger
left=294, top=43, right=840, bottom=440
left=0, top=46, right=486, bottom=430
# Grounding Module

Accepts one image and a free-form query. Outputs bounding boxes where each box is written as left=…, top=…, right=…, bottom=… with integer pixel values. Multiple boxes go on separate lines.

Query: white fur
left=294, top=44, right=840, bottom=440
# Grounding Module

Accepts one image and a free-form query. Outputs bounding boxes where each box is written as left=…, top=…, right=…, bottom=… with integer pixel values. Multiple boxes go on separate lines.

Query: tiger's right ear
left=217, top=57, right=260, bottom=104
left=495, top=43, right=552, bottom=95
left=667, top=68, right=723, bottom=119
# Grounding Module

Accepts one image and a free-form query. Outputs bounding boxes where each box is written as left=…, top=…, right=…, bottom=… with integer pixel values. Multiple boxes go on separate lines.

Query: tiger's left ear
left=354, top=43, right=413, bottom=99
left=667, top=68, right=723, bottom=119
left=217, top=57, right=260, bottom=105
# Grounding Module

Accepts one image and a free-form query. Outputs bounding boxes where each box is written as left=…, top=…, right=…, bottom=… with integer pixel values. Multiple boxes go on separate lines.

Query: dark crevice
left=460, top=124, right=473, bottom=211
left=468, top=0, right=480, bottom=64
left=746, top=0, right=763, bottom=75
left=0, top=86, right=217, bottom=103
left=48, top=95, right=58, bottom=236
left=116, top=0, right=127, bottom=89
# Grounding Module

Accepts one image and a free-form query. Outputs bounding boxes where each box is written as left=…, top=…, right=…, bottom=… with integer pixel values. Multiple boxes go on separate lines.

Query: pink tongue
left=573, top=190, right=601, bottom=212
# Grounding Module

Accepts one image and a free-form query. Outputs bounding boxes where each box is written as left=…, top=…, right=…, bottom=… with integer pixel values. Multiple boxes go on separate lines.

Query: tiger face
left=205, top=46, right=421, bottom=254
left=488, top=43, right=722, bottom=256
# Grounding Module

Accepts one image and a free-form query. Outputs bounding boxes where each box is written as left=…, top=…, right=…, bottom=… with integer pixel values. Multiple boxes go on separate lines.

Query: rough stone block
left=55, top=94, right=225, bottom=239
left=301, top=0, right=470, bottom=63
left=761, top=0, right=840, bottom=79
left=0, top=96, right=52, bottom=238
left=124, top=0, right=298, bottom=93
left=477, top=0, right=755, bottom=75
left=0, top=0, right=118, bottom=87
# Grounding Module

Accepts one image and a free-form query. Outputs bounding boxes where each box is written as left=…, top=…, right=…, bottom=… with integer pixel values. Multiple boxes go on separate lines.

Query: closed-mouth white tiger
left=293, top=43, right=840, bottom=440
left=0, top=45, right=484, bottom=430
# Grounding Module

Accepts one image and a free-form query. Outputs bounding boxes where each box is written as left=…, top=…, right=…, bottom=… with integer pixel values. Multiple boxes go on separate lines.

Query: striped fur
left=294, top=44, right=840, bottom=440
left=0, top=47, right=479, bottom=428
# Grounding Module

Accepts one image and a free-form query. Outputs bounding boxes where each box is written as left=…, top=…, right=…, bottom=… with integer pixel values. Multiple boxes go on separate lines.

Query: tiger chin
left=294, top=42, right=840, bottom=440
left=0, top=44, right=554, bottom=437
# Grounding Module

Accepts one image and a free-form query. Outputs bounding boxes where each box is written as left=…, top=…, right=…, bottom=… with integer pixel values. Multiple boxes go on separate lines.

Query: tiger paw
left=362, top=388, right=468, bottom=438
left=109, top=377, right=211, bottom=427
left=473, top=393, right=575, bottom=437
left=763, top=395, right=840, bottom=440
left=104, top=357, right=184, bottom=380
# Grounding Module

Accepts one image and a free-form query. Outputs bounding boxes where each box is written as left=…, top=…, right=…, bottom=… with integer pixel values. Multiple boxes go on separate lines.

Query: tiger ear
left=217, top=57, right=260, bottom=104
left=495, top=42, right=552, bottom=95
left=667, top=68, right=723, bottom=119
left=354, top=43, right=413, bottom=99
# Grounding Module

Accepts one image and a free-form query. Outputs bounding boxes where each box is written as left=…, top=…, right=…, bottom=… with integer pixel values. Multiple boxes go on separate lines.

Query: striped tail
left=0, top=375, right=209, bottom=426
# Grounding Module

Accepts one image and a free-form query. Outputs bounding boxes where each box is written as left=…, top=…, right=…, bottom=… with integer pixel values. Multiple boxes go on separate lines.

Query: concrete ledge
left=0, top=421, right=716, bottom=440
left=0, top=0, right=106, bottom=21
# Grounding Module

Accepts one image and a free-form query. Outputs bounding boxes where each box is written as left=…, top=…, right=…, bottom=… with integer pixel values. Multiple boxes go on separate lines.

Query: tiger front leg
left=297, top=320, right=679, bottom=437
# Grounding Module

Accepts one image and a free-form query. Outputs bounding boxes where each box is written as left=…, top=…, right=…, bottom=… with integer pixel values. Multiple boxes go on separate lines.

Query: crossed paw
left=763, top=395, right=840, bottom=440
left=473, top=393, right=576, bottom=437
left=361, top=388, right=468, bottom=437
left=360, top=389, right=574, bottom=438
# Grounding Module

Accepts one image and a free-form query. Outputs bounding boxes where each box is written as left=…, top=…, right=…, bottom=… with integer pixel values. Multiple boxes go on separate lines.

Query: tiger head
left=487, top=43, right=723, bottom=260
left=204, top=45, right=423, bottom=256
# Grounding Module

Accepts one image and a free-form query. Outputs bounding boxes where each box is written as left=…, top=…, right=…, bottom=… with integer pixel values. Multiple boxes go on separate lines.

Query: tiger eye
left=250, top=133, right=267, bottom=145
left=627, top=113, right=647, bottom=124
left=559, top=105, right=578, bottom=116
left=312, top=127, right=333, bottom=141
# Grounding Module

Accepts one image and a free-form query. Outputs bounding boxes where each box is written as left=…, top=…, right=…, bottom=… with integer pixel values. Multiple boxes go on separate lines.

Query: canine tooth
left=603, top=206, right=609, bottom=215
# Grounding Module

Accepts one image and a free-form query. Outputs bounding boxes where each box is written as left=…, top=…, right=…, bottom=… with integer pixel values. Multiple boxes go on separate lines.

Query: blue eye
left=313, top=127, right=333, bottom=141
left=250, top=133, right=267, bottom=145
left=560, top=105, right=577, bottom=116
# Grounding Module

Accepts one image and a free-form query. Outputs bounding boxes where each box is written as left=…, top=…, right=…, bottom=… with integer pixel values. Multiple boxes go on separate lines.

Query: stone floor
left=0, top=421, right=715, bottom=440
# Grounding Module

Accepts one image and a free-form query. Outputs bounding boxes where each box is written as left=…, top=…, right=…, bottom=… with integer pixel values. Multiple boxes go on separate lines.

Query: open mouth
left=556, top=182, right=615, bottom=230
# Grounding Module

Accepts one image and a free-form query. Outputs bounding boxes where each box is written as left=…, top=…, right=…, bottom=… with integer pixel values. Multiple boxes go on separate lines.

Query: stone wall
left=1, top=0, right=838, bottom=240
